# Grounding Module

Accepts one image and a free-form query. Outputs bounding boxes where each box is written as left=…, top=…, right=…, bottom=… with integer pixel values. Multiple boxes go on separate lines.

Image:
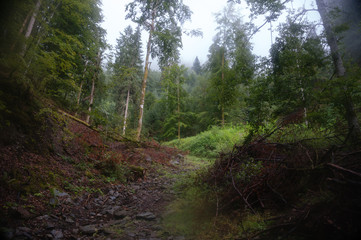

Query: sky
left=100, top=0, right=320, bottom=69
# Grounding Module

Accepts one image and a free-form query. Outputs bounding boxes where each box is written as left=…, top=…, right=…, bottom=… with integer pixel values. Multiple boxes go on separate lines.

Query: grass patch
left=165, top=125, right=246, bottom=158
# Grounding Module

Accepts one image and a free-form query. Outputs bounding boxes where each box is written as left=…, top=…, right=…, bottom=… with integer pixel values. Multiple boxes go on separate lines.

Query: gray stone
left=36, top=215, right=49, bottom=221
left=65, top=217, right=74, bottom=223
left=51, top=229, right=63, bottom=239
left=49, top=198, right=58, bottom=206
left=53, top=189, right=69, bottom=197
left=15, top=227, right=31, bottom=234
left=170, top=160, right=179, bottom=166
left=79, top=224, right=99, bottom=234
left=46, top=222, right=55, bottom=229
left=114, top=210, right=129, bottom=219
left=63, top=197, right=73, bottom=205
left=15, top=227, right=33, bottom=239
left=136, top=212, right=156, bottom=221
left=146, top=155, right=153, bottom=162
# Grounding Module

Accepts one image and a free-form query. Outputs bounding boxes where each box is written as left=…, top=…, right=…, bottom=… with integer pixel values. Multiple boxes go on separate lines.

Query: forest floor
left=0, top=109, right=208, bottom=240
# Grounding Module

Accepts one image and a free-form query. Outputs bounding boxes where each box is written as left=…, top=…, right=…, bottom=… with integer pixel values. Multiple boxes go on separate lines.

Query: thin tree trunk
left=177, top=76, right=181, bottom=140
left=86, top=71, right=96, bottom=124
left=25, top=0, right=42, bottom=38
left=316, top=0, right=361, bottom=142
left=10, top=10, right=32, bottom=51
left=86, top=51, right=101, bottom=124
left=221, top=49, right=225, bottom=127
left=77, top=60, right=89, bottom=106
left=136, top=16, right=154, bottom=141
left=123, top=87, right=130, bottom=135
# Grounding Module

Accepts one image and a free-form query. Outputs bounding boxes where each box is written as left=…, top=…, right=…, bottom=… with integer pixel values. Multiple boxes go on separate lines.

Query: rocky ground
left=0, top=111, right=197, bottom=240
left=1, top=154, right=193, bottom=240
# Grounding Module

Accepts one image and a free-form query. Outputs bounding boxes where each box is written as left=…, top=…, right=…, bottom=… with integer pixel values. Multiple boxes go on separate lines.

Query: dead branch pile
left=204, top=135, right=361, bottom=239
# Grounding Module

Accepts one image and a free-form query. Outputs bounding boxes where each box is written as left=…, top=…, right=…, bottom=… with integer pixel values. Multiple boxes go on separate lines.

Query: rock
left=63, top=197, right=73, bottom=205
left=65, top=217, right=74, bottom=223
left=108, top=190, right=114, bottom=195
left=53, top=189, right=69, bottom=197
left=15, top=227, right=31, bottom=234
left=79, top=224, right=99, bottom=235
left=15, top=227, right=32, bottom=239
left=170, top=154, right=184, bottom=166
left=114, top=210, right=129, bottom=219
left=170, top=159, right=179, bottom=166
left=36, top=215, right=50, bottom=221
left=46, top=222, right=55, bottom=229
left=102, top=227, right=115, bottom=235
left=146, top=155, right=153, bottom=162
left=51, top=229, right=63, bottom=239
left=104, top=206, right=120, bottom=215
left=136, top=212, right=156, bottom=221
left=126, top=231, right=136, bottom=237
left=49, top=198, right=58, bottom=206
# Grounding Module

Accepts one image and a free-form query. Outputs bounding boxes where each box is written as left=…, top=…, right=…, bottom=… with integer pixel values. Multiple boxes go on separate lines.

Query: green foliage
left=166, top=125, right=246, bottom=158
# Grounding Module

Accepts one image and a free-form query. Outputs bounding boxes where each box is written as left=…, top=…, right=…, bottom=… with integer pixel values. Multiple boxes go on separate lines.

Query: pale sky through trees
left=101, top=0, right=320, bottom=68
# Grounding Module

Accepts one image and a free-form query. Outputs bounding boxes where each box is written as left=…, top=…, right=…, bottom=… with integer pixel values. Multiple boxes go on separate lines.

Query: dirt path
left=2, top=156, right=199, bottom=240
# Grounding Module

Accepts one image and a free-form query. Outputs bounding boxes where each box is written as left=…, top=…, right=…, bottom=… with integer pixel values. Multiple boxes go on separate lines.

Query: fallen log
left=327, top=163, right=361, bottom=178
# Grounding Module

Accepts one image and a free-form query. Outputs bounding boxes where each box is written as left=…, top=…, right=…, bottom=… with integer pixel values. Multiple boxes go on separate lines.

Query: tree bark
left=10, top=10, right=32, bottom=51
left=86, top=51, right=101, bottom=124
left=316, top=0, right=361, bottom=142
left=86, top=71, right=96, bottom=124
left=136, top=16, right=155, bottom=141
left=77, top=60, right=88, bottom=106
left=25, top=0, right=42, bottom=38
left=123, top=87, right=130, bottom=135
left=177, top=75, right=181, bottom=140
left=221, top=49, right=225, bottom=127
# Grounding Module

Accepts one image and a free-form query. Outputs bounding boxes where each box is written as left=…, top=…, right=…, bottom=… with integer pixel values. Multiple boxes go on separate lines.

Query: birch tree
left=125, top=0, right=192, bottom=141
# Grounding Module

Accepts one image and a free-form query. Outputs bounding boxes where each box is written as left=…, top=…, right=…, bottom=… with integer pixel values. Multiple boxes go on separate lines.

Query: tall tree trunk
left=316, top=0, right=361, bottom=142
left=221, top=49, right=225, bottom=127
left=25, top=0, right=42, bottom=38
left=136, top=16, right=154, bottom=141
left=123, top=87, right=131, bottom=136
left=86, top=51, right=101, bottom=124
left=177, top=76, right=181, bottom=140
left=77, top=60, right=89, bottom=106
left=86, top=71, right=96, bottom=124
left=10, top=10, right=32, bottom=51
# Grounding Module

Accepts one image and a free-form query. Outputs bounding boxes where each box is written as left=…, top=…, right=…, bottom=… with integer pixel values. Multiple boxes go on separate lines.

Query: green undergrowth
left=165, top=125, right=246, bottom=158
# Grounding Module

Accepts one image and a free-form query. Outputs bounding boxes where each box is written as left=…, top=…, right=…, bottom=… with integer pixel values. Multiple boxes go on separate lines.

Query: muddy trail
left=0, top=110, right=208, bottom=240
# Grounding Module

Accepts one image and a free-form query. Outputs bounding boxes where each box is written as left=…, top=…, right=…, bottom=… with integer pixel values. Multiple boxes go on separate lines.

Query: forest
left=0, top=0, right=361, bottom=239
